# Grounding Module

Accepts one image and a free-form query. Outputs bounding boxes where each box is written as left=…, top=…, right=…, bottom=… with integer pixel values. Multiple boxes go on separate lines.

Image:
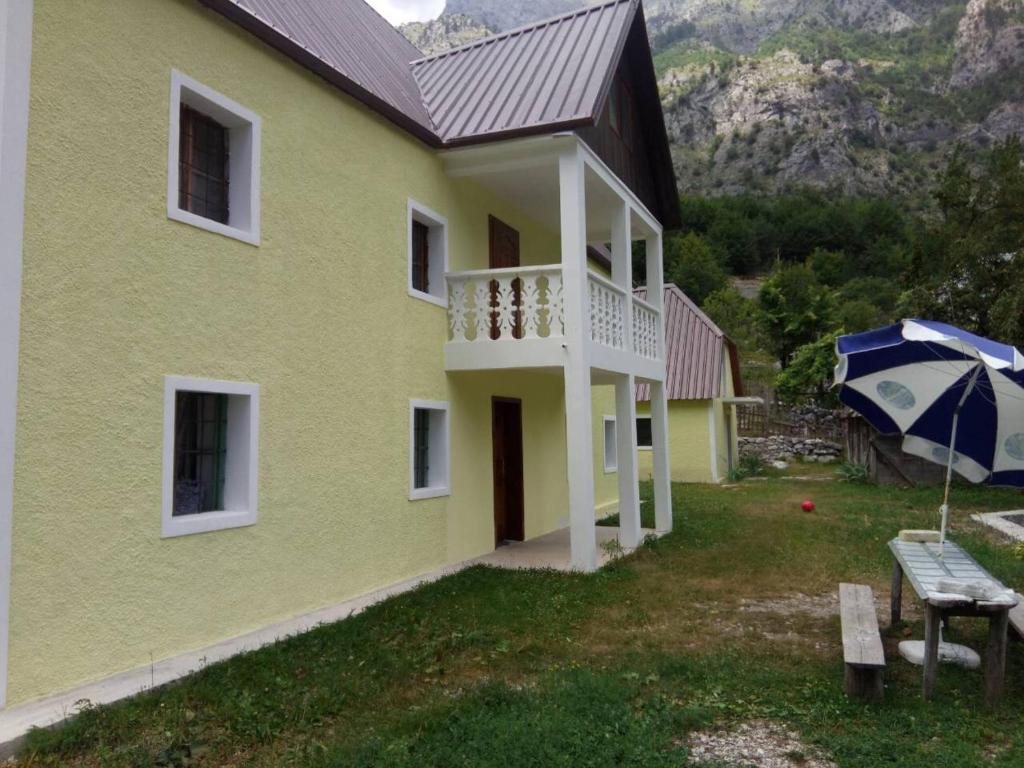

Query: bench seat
left=840, top=582, right=886, bottom=701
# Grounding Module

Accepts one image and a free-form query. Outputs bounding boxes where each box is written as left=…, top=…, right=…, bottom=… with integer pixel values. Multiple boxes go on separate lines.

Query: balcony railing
left=587, top=271, right=627, bottom=350
left=447, top=265, right=564, bottom=343
left=631, top=295, right=660, bottom=359
left=446, top=266, right=661, bottom=366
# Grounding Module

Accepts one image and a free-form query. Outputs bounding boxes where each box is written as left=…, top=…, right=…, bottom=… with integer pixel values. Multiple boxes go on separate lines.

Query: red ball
left=801, top=500, right=816, bottom=512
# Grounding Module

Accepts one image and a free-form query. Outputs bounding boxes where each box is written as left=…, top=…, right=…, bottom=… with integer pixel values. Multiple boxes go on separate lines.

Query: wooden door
left=488, top=216, right=522, bottom=339
left=492, top=397, right=525, bottom=545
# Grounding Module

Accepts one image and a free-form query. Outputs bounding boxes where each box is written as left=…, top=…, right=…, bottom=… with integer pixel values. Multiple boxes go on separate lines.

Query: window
left=411, top=220, right=430, bottom=293
left=168, top=70, right=261, bottom=245
left=636, top=416, right=653, bottom=449
left=409, top=400, right=450, bottom=500
left=407, top=200, right=448, bottom=307
left=603, top=416, right=617, bottom=473
left=178, top=105, right=229, bottom=224
left=608, top=76, right=635, bottom=148
left=162, top=376, right=259, bottom=537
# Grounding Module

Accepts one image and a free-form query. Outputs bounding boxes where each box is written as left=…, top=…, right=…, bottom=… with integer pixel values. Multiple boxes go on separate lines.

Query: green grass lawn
left=18, top=473, right=1024, bottom=767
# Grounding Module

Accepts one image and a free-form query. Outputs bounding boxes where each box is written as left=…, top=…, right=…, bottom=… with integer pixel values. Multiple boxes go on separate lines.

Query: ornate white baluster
left=547, top=272, right=564, bottom=337
left=448, top=279, right=468, bottom=341
left=495, top=276, right=516, bottom=340
left=472, top=280, right=491, bottom=343
left=520, top=274, right=540, bottom=339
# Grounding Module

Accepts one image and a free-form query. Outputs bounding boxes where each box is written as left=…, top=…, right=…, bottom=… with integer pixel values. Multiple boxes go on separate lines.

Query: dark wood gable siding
left=576, top=33, right=659, bottom=216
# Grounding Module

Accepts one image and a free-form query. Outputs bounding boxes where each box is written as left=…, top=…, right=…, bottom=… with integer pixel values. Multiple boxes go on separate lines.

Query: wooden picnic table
left=889, top=538, right=1016, bottom=705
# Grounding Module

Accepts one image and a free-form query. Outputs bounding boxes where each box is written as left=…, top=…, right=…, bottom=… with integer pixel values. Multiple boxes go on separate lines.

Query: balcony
left=444, top=266, right=663, bottom=378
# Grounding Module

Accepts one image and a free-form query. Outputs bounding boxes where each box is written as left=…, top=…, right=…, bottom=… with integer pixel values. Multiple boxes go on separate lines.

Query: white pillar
left=559, top=144, right=597, bottom=572
left=645, top=231, right=665, bottom=357
left=650, top=380, right=672, bottom=533
left=610, top=202, right=633, bottom=352
left=615, top=374, right=641, bottom=547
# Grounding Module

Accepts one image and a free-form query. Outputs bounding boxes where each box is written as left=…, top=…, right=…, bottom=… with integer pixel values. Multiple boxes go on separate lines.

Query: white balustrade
left=632, top=296, right=659, bottom=360
left=447, top=266, right=564, bottom=343
left=587, top=272, right=626, bottom=350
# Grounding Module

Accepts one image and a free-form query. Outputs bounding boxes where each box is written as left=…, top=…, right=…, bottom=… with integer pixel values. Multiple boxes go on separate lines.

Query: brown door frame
left=491, top=396, right=525, bottom=546
left=487, top=215, right=523, bottom=340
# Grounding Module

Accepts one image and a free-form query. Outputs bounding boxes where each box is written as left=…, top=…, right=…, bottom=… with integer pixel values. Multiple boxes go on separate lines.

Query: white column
left=0, top=0, right=34, bottom=708
left=650, top=380, right=672, bottom=533
left=615, top=374, right=641, bottom=547
left=610, top=201, right=632, bottom=353
left=559, top=144, right=597, bottom=572
left=645, top=231, right=665, bottom=358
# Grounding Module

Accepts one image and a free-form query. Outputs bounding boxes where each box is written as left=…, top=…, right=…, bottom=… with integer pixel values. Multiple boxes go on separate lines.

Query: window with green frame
left=173, top=391, right=228, bottom=515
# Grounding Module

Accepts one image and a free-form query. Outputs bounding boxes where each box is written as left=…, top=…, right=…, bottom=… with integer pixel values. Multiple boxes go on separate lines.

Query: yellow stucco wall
left=637, top=401, right=712, bottom=483
left=8, top=0, right=618, bottom=706
left=636, top=354, right=738, bottom=483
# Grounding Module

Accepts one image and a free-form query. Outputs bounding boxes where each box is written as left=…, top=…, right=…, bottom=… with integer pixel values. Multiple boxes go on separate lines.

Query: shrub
left=836, top=462, right=869, bottom=483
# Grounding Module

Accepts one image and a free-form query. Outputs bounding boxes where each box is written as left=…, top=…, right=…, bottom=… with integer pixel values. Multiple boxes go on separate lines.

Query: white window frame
left=603, top=415, right=617, bottom=473
left=408, top=399, right=450, bottom=500
left=636, top=415, right=653, bottom=450
left=167, top=70, right=262, bottom=246
left=162, top=375, right=260, bottom=538
left=407, top=199, right=449, bottom=308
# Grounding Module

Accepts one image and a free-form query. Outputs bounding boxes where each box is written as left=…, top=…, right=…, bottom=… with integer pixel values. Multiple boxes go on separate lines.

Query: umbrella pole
left=939, top=365, right=983, bottom=556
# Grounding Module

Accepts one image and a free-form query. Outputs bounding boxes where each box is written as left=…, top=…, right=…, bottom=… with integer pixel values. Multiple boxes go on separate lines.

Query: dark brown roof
left=635, top=284, right=742, bottom=401
left=199, top=0, right=678, bottom=226
left=201, top=0, right=438, bottom=142
left=410, top=0, right=635, bottom=144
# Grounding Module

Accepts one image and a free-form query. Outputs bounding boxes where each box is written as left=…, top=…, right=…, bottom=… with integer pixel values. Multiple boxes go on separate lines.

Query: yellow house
left=0, top=0, right=680, bottom=735
left=635, top=285, right=753, bottom=483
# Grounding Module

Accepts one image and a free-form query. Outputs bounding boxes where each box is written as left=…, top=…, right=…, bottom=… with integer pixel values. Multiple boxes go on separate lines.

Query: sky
left=365, top=0, right=445, bottom=25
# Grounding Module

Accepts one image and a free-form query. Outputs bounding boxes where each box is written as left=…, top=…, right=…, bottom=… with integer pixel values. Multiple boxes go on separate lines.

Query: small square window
left=409, top=400, right=450, bottom=500
left=168, top=70, right=261, bottom=245
left=636, top=416, right=653, bottom=449
left=603, top=416, right=617, bottom=473
left=163, top=376, right=259, bottom=537
left=407, top=200, right=448, bottom=307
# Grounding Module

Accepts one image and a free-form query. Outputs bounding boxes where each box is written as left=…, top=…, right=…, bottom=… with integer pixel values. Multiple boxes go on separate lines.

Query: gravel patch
left=686, top=720, right=836, bottom=767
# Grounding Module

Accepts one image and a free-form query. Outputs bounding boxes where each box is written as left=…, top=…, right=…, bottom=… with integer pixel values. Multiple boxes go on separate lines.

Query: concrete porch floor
left=473, top=525, right=662, bottom=571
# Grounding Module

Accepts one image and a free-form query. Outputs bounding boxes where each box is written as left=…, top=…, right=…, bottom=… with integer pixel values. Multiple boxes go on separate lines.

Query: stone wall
left=739, top=436, right=843, bottom=463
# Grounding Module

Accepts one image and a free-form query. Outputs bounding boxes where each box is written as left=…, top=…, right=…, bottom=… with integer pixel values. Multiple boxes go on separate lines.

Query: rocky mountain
left=399, top=13, right=493, bottom=56
left=401, top=0, right=1024, bottom=200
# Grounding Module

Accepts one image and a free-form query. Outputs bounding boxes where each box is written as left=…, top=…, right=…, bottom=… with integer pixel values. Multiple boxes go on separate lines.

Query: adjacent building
left=635, top=285, right=753, bottom=483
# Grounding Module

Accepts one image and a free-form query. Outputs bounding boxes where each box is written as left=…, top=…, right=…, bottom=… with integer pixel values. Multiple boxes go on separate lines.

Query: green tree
left=665, top=233, right=727, bottom=305
left=837, top=298, right=885, bottom=334
left=776, top=331, right=842, bottom=406
left=703, top=286, right=767, bottom=353
left=758, top=262, right=837, bottom=367
left=905, top=137, right=1024, bottom=346
left=807, top=247, right=849, bottom=286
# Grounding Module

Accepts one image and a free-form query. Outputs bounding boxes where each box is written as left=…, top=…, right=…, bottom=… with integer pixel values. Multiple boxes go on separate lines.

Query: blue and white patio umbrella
left=835, top=319, right=1024, bottom=547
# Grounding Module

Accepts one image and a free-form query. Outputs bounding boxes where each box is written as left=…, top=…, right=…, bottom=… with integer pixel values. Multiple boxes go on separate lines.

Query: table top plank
left=888, top=538, right=1013, bottom=607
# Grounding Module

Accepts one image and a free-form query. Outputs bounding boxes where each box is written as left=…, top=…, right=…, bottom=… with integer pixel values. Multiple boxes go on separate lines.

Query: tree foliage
left=776, top=331, right=842, bottom=405
left=903, top=137, right=1024, bottom=347
left=665, top=233, right=727, bottom=305
left=758, top=263, right=836, bottom=368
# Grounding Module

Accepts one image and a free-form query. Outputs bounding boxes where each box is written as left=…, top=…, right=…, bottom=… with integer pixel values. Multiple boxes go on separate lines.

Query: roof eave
left=199, top=0, right=443, bottom=148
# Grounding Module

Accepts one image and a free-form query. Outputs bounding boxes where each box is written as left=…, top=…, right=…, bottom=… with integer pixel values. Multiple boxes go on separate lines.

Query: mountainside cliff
left=400, top=0, right=1024, bottom=201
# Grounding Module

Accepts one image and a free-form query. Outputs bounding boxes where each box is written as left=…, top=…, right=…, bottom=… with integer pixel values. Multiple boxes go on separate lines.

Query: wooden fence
left=737, top=404, right=843, bottom=442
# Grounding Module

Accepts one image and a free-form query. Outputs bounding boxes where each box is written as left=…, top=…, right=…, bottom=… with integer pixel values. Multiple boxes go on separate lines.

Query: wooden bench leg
left=845, top=664, right=884, bottom=702
left=985, top=610, right=1009, bottom=707
left=923, top=603, right=941, bottom=700
left=890, top=560, right=903, bottom=628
